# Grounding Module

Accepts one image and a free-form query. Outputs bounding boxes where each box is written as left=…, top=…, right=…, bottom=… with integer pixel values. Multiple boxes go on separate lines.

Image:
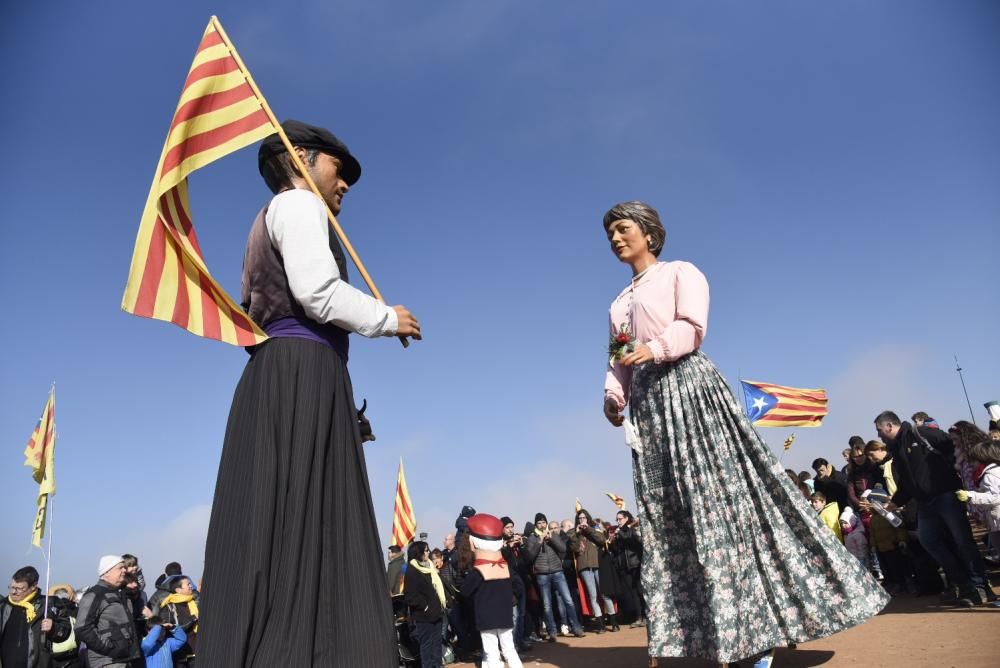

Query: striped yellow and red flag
left=741, top=380, right=828, bottom=428
left=390, top=459, right=417, bottom=548
left=121, top=17, right=276, bottom=346
left=24, top=387, right=56, bottom=491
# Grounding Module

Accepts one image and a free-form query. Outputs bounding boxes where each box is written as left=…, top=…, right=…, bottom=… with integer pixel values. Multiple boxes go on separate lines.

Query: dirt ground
left=453, top=590, right=1000, bottom=668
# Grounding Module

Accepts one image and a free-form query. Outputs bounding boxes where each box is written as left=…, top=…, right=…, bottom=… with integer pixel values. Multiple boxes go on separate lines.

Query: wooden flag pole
left=210, top=16, right=410, bottom=348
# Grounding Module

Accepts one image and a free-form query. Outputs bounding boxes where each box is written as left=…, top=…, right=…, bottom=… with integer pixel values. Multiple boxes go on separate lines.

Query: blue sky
left=2, top=1, right=998, bottom=589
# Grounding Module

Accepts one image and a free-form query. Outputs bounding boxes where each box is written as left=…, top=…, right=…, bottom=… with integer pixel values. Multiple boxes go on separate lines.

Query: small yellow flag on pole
left=25, top=387, right=56, bottom=547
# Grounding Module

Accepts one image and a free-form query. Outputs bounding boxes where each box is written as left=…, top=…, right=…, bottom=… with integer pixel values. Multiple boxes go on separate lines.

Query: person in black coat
left=0, top=566, right=72, bottom=668
left=610, top=511, right=647, bottom=627
left=812, top=457, right=850, bottom=512
left=403, top=541, right=445, bottom=668
left=876, top=411, right=988, bottom=606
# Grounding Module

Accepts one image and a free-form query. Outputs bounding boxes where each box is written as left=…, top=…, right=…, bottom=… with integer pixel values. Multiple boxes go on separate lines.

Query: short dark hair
left=430, top=549, right=443, bottom=560
left=122, top=554, right=138, bottom=569
left=797, top=471, right=812, bottom=481
left=260, top=148, right=320, bottom=195
left=874, top=411, right=901, bottom=426
left=847, top=436, right=866, bottom=449
left=12, top=566, right=39, bottom=587
left=407, top=541, right=429, bottom=562
left=388, top=545, right=402, bottom=555
left=911, top=411, right=930, bottom=422
left=602, top=201, right=666, bottom=257
left=164, top=562, right=182, bottom=576
left=170, top=577, right=190, bottom=594
left=809, top=491, right=827, bottom=504
left=811, top=458, right=829, bottom=471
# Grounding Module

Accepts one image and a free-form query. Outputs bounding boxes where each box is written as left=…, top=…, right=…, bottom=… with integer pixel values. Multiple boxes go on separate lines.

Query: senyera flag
left=121, top=17, right=274, bottom=346
left=390, top=459, right=417, bottom=547
left=741, top=380, right=828, bottom=428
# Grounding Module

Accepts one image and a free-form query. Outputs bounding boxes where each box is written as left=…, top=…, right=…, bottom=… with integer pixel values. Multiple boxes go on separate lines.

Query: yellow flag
left=575, top=497, right=582, bottom=513
left=25, top=389, right=56, bottom=547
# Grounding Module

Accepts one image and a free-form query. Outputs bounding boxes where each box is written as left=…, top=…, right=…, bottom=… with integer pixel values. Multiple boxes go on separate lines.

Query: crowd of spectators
left=1, top=557, right=198, bottom=667
left=2, top=410, right=996, bottom=668
left=391, top=409, right=999, bottom=666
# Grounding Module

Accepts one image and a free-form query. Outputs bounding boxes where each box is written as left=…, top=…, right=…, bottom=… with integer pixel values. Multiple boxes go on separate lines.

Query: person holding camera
left=522, top=513, right=584, bottom=641
left=140, top=619, right=187, bottom=668
left=75, top=557, right=143, bottom=668
left=500, top=517, right=532, bottom=652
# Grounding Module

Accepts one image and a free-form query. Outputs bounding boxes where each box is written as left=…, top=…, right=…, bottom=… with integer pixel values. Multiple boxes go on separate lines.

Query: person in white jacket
left=956, top=438, right=1000, bottom=565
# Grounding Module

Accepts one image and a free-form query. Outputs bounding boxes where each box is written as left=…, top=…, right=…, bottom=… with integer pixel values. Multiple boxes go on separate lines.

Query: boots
left=593, top=616, right=606, bottom=634
left=607, top=613, right=620, bottom=631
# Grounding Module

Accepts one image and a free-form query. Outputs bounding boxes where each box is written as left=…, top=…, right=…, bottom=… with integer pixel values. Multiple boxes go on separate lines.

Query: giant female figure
left=601, top=201, right=888, bottom=668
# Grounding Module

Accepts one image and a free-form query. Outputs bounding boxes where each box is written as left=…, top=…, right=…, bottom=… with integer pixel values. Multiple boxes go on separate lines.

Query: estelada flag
left=121, top=17, right=275, bottom=346
left=741, top=380, right=828, bottom=428
left=390, top=459, right=416, bottom=547
left=24, top=388, right=56, bottom=494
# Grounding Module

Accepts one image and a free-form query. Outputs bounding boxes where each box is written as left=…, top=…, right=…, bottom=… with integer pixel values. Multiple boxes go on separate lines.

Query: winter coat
left=847, top=459, right=884, bottom=511
left=967, top=463, right=1000, bottom=532
left=74, top=581, right=142, bottom=668
left=0, top=593, right=72, bottom=668
left=889, top=422, right=962, bottom=505
left=817, top=502, right=844, bottom=542
left=386, top=554, right=404, bottom=596
left=814, top=470, right=850, bottom=512
left=522, top=531, right=567, bottom=575
left=610, top=524, right=642, bottom=571
left=140, top=625, right=186, bottom=668
left=403, top=566, right=444, bottom=624
left=568, top=525, right=607, bottom=571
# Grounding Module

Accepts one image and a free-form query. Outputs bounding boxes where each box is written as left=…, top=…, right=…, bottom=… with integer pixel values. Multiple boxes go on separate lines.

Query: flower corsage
left=608, top=324, right=636, bottom=367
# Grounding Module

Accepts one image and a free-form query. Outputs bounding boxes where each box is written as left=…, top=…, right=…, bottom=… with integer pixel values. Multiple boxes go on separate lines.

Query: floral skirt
left=629, top=351, right=889, bottom=663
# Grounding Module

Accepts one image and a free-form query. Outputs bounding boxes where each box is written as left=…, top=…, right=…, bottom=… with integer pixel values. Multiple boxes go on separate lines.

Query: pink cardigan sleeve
left=645, top=262, right=709, bottom=363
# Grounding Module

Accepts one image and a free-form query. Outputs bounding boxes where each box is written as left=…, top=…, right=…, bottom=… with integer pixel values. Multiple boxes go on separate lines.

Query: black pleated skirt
left=198, top=337, right=397, bottom=667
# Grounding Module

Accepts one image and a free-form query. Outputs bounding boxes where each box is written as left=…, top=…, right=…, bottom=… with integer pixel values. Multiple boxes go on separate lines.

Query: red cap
left=467, top=513, right=503, bottom=541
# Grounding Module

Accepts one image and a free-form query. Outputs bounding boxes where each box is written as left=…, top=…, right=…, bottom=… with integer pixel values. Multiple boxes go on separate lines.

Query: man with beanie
left=198, top=120, right=421, bottom=667
left=0, top=566, right=71, bottom=668
left=75, top=556, right=142, bottom=667
left=523, top=513, right=585, bottom=640
left=500, top=516, right=532, bottom=652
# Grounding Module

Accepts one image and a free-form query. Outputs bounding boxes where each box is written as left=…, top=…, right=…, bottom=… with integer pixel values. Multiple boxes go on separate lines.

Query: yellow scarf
left=161, top=593, right=199, bottom=632
left=409, top=559, right=446, bottom=608
left=10, top=589, right=37, bottom=623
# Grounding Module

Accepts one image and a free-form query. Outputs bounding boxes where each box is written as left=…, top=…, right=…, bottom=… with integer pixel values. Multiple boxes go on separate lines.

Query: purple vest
left=241, top=202, right=350, bottom=361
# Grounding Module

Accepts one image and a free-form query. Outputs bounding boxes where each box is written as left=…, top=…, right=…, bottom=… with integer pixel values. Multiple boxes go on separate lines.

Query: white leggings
left=480, top=628, right=523, bottom=668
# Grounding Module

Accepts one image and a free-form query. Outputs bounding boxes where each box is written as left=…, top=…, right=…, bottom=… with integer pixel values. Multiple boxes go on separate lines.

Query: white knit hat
left=97, top=555, right=123, bottom=577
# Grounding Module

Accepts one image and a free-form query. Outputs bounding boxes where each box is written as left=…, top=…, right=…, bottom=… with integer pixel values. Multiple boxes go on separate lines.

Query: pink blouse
left=604, top=261, right=710, bottom=410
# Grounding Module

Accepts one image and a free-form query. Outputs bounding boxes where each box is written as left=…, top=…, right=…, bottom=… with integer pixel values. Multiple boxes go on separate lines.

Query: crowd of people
left=1, top=557, right=199, bottom=668
left=388, top=411, right=1000, bottom=667
left=2, top=410, right=996, bottom=668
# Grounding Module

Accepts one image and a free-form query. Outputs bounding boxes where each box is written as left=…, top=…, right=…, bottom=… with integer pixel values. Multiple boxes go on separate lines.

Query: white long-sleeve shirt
left=265, top=189, right=398, bottom=338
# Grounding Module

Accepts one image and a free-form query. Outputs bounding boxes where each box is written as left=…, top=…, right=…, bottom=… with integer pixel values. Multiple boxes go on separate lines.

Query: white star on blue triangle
left=741, top=382, right=777, bottom=422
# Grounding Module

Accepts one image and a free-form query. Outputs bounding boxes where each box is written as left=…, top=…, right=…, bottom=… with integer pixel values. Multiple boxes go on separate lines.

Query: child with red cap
left=460, top=514, right=523, bottom=668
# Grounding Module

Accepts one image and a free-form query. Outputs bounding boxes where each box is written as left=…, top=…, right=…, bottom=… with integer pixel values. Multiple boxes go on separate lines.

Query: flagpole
left=210, top=16, right=410, bottom=349
left=42, top=493, right=53, bottom=618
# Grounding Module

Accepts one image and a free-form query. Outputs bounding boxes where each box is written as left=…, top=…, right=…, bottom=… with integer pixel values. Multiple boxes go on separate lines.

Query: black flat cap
left=258, top=119, right=361, bottom=186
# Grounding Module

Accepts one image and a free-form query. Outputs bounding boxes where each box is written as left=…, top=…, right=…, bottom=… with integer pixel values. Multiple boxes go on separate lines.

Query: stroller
left=392, top=594, right=456, bottom=666
left=392, top=594, right=420, bottom=666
